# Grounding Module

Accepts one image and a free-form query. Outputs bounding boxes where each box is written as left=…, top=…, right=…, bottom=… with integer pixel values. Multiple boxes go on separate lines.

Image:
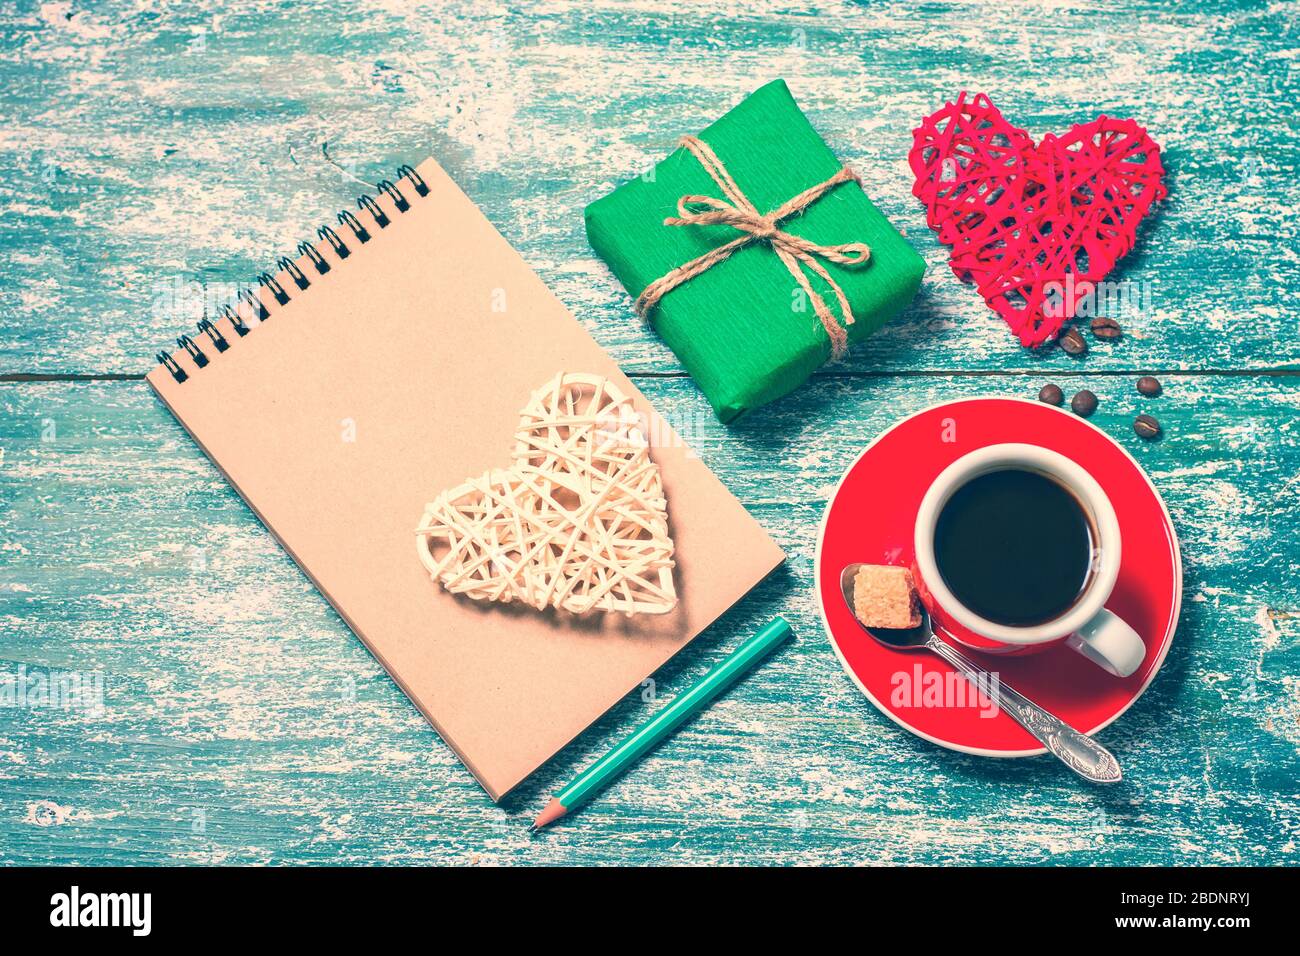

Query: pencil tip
left=530, top=798, right=567, bottom=831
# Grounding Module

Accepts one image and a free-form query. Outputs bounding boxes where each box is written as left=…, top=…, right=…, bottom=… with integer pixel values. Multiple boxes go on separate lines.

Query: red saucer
left=815, top=398, right=1181, bottom=756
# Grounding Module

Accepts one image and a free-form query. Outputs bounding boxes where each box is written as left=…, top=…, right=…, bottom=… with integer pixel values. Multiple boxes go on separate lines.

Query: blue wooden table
left=2, top=0, right=1297, bottom=865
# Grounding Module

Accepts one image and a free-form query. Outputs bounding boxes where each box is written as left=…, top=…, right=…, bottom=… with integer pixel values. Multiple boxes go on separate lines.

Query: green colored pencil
left=531, top=616, right=793, bottom=830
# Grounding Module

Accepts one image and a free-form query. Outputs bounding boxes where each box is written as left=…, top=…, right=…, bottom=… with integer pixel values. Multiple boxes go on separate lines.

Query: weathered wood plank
left=0, top=1, right=1296, bottom=375
left=1, top=374, right=1296, bottom=865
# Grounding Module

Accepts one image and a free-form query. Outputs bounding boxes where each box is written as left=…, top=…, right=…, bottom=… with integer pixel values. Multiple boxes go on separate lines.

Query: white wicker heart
left=415, top=372, right=677, bottom=616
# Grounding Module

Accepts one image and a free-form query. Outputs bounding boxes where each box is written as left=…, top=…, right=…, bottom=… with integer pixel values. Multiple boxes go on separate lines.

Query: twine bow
left=634, top=135, right=871, bottom=360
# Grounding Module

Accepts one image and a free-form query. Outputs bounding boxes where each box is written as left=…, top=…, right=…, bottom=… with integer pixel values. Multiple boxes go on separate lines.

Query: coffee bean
left=1137, top=375, right=1162, bottom=396
left=1091, top=317, right=1122, bottom=340
left=1038, top=383, right=1064, bottom=406
left=1059, top=327, right=1088, bottom=356
left=1071, top=389, right=1098, bottom=417
left=1134, top=414, right=1161, bottom=439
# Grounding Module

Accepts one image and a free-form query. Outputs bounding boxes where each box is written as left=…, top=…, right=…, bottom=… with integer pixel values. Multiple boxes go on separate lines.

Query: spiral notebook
left=147, top=158, right=785, bottom=800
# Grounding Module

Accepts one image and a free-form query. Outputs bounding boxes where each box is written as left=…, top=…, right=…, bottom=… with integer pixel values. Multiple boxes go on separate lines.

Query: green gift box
left=585, top=79, right=925, bottom=422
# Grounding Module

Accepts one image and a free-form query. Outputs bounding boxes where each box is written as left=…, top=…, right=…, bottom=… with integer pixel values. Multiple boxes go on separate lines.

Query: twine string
left=634, top=135, right=871, bottom=360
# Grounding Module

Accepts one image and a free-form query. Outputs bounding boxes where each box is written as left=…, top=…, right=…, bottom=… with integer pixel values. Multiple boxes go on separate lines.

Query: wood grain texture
left=2, top=376, right=1298, bottom=865
left=0, top=1, right=1296, bottom=375
left=1, top=0, right=1297, bottom=865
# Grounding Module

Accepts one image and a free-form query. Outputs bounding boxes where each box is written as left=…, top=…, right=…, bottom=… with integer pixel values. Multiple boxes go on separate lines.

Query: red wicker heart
left=909, top=93, right=1166, bottom=346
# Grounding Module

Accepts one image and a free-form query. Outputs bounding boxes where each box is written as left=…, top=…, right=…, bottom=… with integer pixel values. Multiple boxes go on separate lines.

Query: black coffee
left=933, top=468, right=1094, bottom=627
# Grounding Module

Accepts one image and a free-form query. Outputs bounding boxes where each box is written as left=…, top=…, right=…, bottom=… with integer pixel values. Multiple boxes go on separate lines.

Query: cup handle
left=1066, top=609, right=1146, bottom=678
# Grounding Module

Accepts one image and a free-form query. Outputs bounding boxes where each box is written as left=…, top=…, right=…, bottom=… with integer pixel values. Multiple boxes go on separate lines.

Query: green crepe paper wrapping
left=585, top=79, right=926, bottom=422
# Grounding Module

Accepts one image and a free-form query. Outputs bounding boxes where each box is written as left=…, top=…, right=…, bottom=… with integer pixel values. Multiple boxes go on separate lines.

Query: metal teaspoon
left=839, top=563, right=1122, bottom=784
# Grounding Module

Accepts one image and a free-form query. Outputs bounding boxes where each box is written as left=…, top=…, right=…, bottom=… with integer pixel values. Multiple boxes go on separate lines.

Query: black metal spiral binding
left=258, top=272, right=290, bottom=305
left=276, top=256, right=310, bottom=290
left=337, top=209, right=370, bottom=244
left=155, top=164, right=428, bottom=383
left=357, top=193, right=388, bottom=228
left=317, top=225, right=350, bottom=259
left=376, top=178, right=409, bottom=212
left=238, top=287, right=269, bottom=322
left=176, top=334, right=209, bottom=368
left=197, top=318, right=229, bottom=353
left=156, top=351, right=187, bottom=383
left=396, top=164, right=429, bottom=197
left=297, top=241, right=330, bottom=275
left=221, top=304, right=249, bottom=338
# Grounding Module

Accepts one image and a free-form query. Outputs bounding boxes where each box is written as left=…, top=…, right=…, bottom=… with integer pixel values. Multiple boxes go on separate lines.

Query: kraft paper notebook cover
left=147, top=158, right=785, bottom=800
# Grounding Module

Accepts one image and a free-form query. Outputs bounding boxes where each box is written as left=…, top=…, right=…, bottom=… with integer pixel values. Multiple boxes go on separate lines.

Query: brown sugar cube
left=852, top=565, right=922, bottom=629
